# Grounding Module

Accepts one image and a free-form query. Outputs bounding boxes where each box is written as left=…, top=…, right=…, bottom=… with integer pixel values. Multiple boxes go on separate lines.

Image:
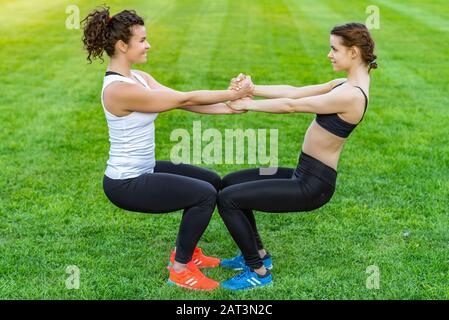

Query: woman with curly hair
left=82, top=6, right=252, bottom=291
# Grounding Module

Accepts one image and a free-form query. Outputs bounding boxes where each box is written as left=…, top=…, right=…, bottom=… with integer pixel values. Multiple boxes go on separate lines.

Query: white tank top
left=101, top=70, right=158, bottom=179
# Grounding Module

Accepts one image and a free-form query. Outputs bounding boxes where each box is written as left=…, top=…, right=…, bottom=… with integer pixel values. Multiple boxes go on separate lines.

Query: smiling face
left=327, top=34, right=354, bottom=72
left=121, top=25, right=151, bottom=64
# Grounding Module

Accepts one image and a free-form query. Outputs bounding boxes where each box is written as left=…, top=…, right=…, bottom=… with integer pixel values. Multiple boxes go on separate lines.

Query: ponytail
left=82, top=6, right=111, bottom=63
left=82, top=6, right=144, bottom=63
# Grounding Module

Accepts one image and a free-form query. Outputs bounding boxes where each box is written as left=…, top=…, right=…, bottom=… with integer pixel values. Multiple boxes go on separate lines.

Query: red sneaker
left=169, top=247, right=221, bottom=269
left=167, top=265, right=219, bottom=291
left=192, top=247, right=221, bottom=268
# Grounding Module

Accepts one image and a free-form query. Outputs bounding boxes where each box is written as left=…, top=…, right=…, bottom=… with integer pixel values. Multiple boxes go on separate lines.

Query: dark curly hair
left=331, top=23, right=378, bottom=72
left=82, top=6, right=144, bottom=63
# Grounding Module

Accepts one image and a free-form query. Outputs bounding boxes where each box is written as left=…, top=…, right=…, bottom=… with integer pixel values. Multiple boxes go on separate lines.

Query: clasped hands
left=226, top=73, right=254, bottom=112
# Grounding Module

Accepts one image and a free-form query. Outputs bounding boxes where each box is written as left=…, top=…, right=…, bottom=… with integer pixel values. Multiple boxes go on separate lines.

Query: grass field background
left=0, top=0, right=448, bottom=299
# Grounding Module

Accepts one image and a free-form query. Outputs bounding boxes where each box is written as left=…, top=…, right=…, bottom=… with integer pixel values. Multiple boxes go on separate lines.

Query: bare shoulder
left=103, top=81, right=138, bottom=116
left=329, top=78, right=347, bottom=89
left=332, top=83, right=364, bottom=105
left=329, top=83, right=363, bottom=104
left=104, top=80, right=140, bottom=97
left=334, top=85, right=367, bottom=122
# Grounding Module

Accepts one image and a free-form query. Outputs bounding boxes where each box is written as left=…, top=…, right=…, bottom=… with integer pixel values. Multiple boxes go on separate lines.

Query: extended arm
left=135, top=70, right=245, bottom=114
left=253, top=78, right=346, bottom=99
left=229, top=87, right=359, bottom=115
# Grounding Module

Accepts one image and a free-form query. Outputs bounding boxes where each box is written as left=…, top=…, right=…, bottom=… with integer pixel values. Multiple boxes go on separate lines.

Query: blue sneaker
left=220, top=253, right=273, bottom=271
left=221, top=266, right=272, bottom=291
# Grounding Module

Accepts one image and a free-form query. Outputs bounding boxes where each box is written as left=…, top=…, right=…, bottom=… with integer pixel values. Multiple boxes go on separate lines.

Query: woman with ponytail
left=82, top=6, right=251, bottom=291
left=217, top=23, right=377, bottom=290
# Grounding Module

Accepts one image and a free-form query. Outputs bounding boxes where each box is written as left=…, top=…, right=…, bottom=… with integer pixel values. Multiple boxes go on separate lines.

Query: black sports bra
left=315, top=82, right=368, bottom=138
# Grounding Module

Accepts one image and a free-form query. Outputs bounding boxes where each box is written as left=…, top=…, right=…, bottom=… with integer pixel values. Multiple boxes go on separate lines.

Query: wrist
left=228, top=89, right=240, bottom=100
left=240, top=100, right=253, bottom=111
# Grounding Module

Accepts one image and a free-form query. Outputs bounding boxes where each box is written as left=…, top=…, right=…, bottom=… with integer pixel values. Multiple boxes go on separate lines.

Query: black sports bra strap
left=105, top=71, right=125, bottom=77
left=353, top=86, right=368, bottom=122
left=331, top=81, right=345, bottom=90
left=353, top=86, right=368, bottom=110
left=105, top=71, right=147, bottom=88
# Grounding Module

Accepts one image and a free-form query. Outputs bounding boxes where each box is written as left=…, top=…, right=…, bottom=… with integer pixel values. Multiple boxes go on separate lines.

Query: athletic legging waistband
left=294, top=151, right=337, bottom=186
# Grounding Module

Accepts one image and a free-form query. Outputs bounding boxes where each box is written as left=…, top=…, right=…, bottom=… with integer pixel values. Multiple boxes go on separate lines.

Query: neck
left=107, top=56, right=133, bottom=78
left=346, top=63, right=370, bottom=87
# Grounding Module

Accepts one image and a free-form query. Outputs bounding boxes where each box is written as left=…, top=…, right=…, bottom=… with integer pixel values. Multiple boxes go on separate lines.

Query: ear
left=116, top=39, right=129, bottom=54
left=350, top=46, right=360, bottom=59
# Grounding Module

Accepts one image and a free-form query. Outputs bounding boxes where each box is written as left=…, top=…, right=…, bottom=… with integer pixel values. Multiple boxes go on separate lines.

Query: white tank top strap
left=131, top=70, right=150, bottom=89
left=102, top=70, right=150, bottom=91
left=102, top=74, right=134, bottom=89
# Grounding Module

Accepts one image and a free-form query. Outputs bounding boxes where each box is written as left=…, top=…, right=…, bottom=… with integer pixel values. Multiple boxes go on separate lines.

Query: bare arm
left=229, top=87, right=361, bottom=115
left=134, top=70, right=245, bottom=114
left=180, top=103, right=245, bottom=114
left=105, top=83, right=244, bottom=114
left=253, top=78, right=347, bottom=99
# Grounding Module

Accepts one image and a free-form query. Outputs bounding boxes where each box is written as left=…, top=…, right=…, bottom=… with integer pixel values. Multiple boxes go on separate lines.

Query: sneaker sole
left=221, top=281, right=273, bottom=291
left=167, top=279, right=218, bottom=291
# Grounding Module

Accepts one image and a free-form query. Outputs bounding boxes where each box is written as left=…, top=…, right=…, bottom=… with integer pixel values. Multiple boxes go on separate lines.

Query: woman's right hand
left=229, top=74, right=254, bottom=98
left=228, top=73, right=244, bottom=90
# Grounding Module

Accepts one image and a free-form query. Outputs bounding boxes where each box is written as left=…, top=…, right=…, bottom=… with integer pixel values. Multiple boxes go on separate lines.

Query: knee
left=220, top=173, right=234, bottom=189
left=198, top=182, right=218, bottom=208
left=317, top=189, right=335, bottom=208
left=209, top=172, right=222, bottom=192
left=199, top=168, right=222, bottom=191
left=217, top=188, right=236, bottom=210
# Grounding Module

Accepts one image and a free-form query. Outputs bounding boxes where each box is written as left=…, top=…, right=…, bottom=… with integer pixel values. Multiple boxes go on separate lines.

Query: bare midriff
left=301, top=119, right=347, bottom=171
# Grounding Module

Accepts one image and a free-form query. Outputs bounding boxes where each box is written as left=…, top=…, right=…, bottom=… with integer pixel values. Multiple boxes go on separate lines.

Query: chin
left=333, top=65, right=342, bottom=72
left=134, top=58, right=147, bottom=64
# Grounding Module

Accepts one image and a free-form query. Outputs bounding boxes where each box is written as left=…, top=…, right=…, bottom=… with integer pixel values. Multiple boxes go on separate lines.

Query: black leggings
left=103, top=161, right=221, bottom=264
left=217, top=152, right=337, bottom=269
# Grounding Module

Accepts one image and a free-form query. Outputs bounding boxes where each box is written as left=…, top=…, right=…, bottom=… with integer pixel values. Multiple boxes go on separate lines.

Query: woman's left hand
left=225, top=102, right=248, bottom=114
left=228, top=97, right=251, bottom=111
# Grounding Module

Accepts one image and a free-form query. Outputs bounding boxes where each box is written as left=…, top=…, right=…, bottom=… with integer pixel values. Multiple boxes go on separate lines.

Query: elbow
left=285, top=99, right=296, bottom=113
left=177, top=92, right=192, bottom=107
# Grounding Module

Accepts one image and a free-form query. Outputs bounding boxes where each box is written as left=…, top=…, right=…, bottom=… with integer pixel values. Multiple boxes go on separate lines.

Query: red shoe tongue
left=187, top=262, right=206, bottom=277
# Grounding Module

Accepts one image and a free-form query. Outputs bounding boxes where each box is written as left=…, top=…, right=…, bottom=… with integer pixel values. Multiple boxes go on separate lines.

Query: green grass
left=0, top=0, right=448, bottom=299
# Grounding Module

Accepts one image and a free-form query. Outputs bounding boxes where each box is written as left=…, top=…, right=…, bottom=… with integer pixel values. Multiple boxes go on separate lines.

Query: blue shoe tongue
left=236, top=266, right=251, bottom=279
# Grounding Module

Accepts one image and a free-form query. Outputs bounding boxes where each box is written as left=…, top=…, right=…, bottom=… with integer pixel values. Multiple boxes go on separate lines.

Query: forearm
left=183, top=90, right=239, bottom=107
left=253, top=85, right=298, bottom=99
left=254, top=82, right=334, bottom=99
left=241, top=98, right=294, bottom=114
left=181, top=103, right=236, bottom=114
